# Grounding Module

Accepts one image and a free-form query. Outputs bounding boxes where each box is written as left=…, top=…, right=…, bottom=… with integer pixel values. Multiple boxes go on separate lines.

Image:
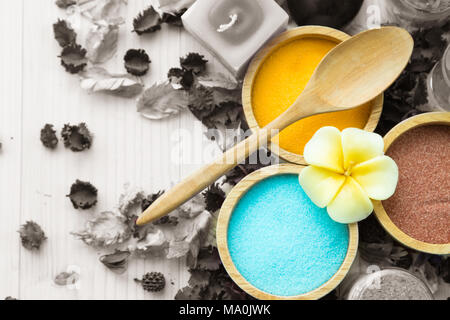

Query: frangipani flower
left=299, top=127, right=399, bottom=224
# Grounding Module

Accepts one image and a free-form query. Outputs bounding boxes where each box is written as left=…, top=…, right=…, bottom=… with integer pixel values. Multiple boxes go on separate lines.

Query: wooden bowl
left=242, top=26, right=383, bottom=165
left=373, top=112, right=450, bottom=255
left=216, top=164, right=358, bottom=300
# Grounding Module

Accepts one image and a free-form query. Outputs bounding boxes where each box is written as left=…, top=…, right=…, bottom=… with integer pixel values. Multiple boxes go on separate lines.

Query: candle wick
left=217, top=14, right=238, bottom=33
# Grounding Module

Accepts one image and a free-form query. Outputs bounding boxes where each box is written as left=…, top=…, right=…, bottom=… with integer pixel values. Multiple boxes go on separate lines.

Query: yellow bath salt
left=252, top=38, right=373, bottom=155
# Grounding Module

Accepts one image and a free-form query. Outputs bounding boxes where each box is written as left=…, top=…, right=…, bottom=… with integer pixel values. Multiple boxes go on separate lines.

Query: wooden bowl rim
left=242, top=25, right=383, bottom=165
left=373, top=112, right=450, bottom=255
left=216, top=164, right=358, bottom=300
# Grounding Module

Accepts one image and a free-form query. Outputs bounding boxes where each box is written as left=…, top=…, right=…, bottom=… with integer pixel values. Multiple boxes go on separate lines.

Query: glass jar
left=347, top=268, right=434, bottom=300
left=386, top=0, right=450, bottom=28
left=427, top=44, right=450, bottom=111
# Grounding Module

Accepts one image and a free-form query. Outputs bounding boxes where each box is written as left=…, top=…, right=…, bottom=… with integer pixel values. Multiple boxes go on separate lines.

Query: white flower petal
left=303, top=127, right=344, bottom=173
left=327, top=177, right=373, bottom=223
left=299, top=166, right=346, bottom=208
left=341, top=128, right=384, bottom=168
left=352, top=156, right=399, bottom=200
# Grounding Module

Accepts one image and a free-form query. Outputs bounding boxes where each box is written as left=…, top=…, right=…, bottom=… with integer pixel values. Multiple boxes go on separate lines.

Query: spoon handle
left=136, top=93, right=314, bottom=225
left=137, top=128, right=272, bottom=225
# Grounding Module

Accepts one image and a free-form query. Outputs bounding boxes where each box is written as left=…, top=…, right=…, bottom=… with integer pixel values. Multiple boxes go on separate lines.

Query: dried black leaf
left=160, top=9, right=187, bottom=27
left=168, top=67, right=194, bottom=90
left=175, top=284, right=204, bottom=300
left=358, top=214, right=387, bottom=243
left=441, top=258, right=450, bottom=283
left=413, top=75, right=428, bottom=106
left=320, top=290, right=338, bottom=300
left=55, top=0, right=76, bottom=9
left=18, top=221, right=47, bottom=251
left=176, top=246, right=252, bottom=300
left=59, top=44, right=87, bottom=74
left=153, top=215, right=179, bottom=226
left=180, top=52, right=208, bottom=75
left=61, top=123, right=93, bottom=152
left=140, top=191, right=179, bottom=226
left=124, top=49, right=151, bottom=76
left=225, top=164, right=266, bottom=186
left=391, top=248, right=413, bottom=269
left=202, top=184, right=225, bottom=213
left=40, top=124, right=58, bottom=149
left=67, top=179, right=98, bottom=210
left=195, top=246, right=221, bottom=271
left=133, top=6, right=162, bottom=35
left=376, top=23, right=449, bottom=136
left=99, top=250, right=131, bottom=274
left=4, top=297, right=17, bottom=300
left=53, top=19, right=77, bottom=48
left=187, top=85, right=215, bottom=116
left=141, top=191, right=164, bottom=211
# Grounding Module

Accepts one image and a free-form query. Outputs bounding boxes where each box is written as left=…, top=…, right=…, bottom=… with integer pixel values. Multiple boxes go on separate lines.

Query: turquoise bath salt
left=227, top=174, right=349, bottom=297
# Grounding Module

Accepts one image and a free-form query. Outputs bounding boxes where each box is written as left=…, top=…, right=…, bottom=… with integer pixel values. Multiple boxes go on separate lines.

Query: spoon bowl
left=311, top=26, right=413, bottom=109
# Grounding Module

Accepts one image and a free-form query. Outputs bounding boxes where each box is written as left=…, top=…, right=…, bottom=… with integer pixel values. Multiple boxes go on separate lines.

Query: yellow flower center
left=344, top=161, right=356, bottom=177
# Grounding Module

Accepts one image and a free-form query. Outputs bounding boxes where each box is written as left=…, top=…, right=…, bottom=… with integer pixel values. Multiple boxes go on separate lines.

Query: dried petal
left=86, top=22, right=120, bottom=64
left=99, top=250, right=131, bottom=274
left=80, top=67, right=143, bottom=98
left=124, top=49, right=151, bottom=76
left=160, top=9, right=186, bottom=27
left=131, top=206, right=211, bottom=260
left=79, top=0, right=126, bottom=25
left=40, top=124, right=58, bottom=149
left=197, top=72, right=239, bottom=90
left=178, top=194, right=206, bottom=219
left=53, top=19, right=77, bottom=48
left=18, top=221, right=47, bottom=251
left=54, top=271, right=80, bottom=286
left=71, top=211, right=131, bottom=247
left=168, top=67, right=194, bottom=90
left=137, top=82, right=190, bottom=120
left=61, top=123, right=93, bottom=152
left=153, top=215, right=179, bottom=226
left=118, top=186, right=145, bottom=218
left=67, top=179, right=98, bottom=210
left=55, top=0, right=76, bottom=9
left=180, top=52, right=208, bottom=75
left=133, top=6, right=161, bottom=35
left=59, top=44, right=87, bottom=74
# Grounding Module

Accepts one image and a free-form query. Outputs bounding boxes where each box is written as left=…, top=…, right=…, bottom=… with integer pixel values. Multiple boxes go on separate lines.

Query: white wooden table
left=0, top=0, right=229, bottom=300
left=1, top=0, right=448, bottom=300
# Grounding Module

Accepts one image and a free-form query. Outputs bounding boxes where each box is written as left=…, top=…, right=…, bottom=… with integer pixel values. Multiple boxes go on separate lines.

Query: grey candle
left=182, top=0, right=288, bottom=78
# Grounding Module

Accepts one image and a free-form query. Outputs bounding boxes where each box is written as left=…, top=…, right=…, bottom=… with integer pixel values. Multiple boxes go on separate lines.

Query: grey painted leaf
left=54, top=271, right=80, bottom=286
left=86, top=22, right=120, bottom=64
left=137, top=82, right=190, bottom=120
left=80, top=67, right=143, bottom=98
left=99, top=250, right=131, bottom=274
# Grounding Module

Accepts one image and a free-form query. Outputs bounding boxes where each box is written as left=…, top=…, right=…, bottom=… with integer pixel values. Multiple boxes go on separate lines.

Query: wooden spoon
left=137, top=26, right=413, bottom=226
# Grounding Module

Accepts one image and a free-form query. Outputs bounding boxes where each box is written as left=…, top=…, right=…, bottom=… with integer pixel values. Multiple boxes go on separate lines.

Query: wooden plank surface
left=0, top=0, right=225, bottom=300
left=0, top=0, right=448, bottom=300
left=0, top=0, right=23, bottom=301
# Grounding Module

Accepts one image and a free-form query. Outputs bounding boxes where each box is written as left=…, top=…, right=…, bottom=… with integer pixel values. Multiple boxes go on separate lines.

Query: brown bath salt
left=383, top=125, right=450, bottom=244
